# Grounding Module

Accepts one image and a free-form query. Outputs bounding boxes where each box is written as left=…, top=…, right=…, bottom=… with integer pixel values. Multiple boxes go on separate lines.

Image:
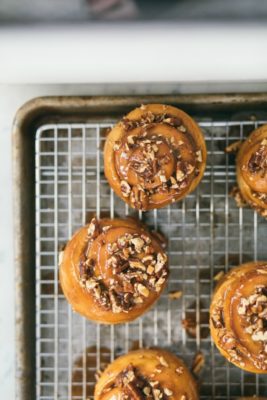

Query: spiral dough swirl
left=104, top=104, right=207, bottom=210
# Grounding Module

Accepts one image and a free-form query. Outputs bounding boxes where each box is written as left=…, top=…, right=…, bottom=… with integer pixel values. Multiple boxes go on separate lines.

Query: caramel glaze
left=236, top=125, right=267, bottom=218
left=59, top=217, right=168, bottom=324
left=94, top=348, right=198, bottom=400
left=104, top=104, right=207, bottom=211
left=210, top=261, right=267, bottom=373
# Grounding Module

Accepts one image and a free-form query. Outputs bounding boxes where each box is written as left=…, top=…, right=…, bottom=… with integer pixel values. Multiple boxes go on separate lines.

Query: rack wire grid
left=35, top=118, right=267, bottom=400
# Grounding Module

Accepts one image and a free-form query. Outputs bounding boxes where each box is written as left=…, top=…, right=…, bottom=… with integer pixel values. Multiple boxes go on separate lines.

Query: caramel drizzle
left=79, top=219, right=168, bottom=313
left=114, top=111, right=202, bottom=209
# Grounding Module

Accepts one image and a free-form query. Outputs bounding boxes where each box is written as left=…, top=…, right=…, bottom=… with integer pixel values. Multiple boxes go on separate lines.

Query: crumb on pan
left=213, top=270, right=225, bottom=282
left=191, top=351, right=205, bottom=375
left=168, top=290, right=183, bottom=300
left=230, top=186, right=247, bottom=208
left=225, top=140, right=242, bottom=153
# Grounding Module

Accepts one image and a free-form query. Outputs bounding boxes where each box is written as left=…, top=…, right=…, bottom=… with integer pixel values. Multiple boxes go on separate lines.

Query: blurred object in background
left=88, top=0, right=138, bottom=19
left=0, top=0, right=91, bottom=22
left=1, top=0, right=267, bottom=23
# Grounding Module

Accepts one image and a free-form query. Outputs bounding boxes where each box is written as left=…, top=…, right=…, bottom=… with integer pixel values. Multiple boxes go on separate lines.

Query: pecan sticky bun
left=232, top=125, right=267, bottom=218
left=94, top=348, right=198, bottom=400
left=104, top=104, right=207, bottom=210
left=210, top=261, right=267, bottom=373
left=59, top=218, right=168, bottom=324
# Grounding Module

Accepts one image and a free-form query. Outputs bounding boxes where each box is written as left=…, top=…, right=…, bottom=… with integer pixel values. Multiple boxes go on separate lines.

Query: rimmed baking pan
left=13, top=94, right=267, bottom=399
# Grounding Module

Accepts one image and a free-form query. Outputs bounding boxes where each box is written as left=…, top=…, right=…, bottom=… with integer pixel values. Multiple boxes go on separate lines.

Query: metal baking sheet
left=13, top=95, right=267, bottom=400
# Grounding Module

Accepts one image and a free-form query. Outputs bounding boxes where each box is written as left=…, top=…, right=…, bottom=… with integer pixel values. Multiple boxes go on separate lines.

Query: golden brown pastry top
left=94, top=348, right=198, bottom=400
left=104, top=104, right=206, bottom=210
left=60, top=218, right=168, bottom=324
left=210, top=261, right=267, bottom=373
left=236, top=125, right=267, bottom=218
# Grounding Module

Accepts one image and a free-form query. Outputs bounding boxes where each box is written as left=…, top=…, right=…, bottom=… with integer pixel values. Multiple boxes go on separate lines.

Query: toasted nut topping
left=153, top=388, right=162, bottom=400
left=164, top=388, right=173, bottom=396
left=120, top=180, right=131, bottom=197
left=143, top=386, right=151, bottom=395
left=231, top=186, right=247, bottom=208
left=176, top=169, right=185, bottom=182
left=127, top=135, right=136, bottom=145
left=134, top=296, right=144, bottom=304
left=192, top=351, right=205, bottom=374
left=179, top=125, right=186, bottom=132
left=155, top=277, right=166, bottom=291
left=159, top=174, right=167, bottom=183
left=252, top=331, right=267, bottom=341
left=176, top=366, right=184, bottom=375
left=58, top=251, right=64, bottom=265
left=155, top=253, right=167, bottom=273
left=186, top=163, right=195, bottom=174
left=85, top=279, right=98, bottom=290
left=107, top=255, right=118, bottom=267
left=237, top=286, right=267, bottom=348
left=137, top=283, right=150, bottom=297
left=102, top=225, right=112, bottom=232
left=131, top=237, right=145, bottom=253
left=113, top=141, right=121, bottom=151
left=257, top=269, right=267, bottom=274
left=225, top=140, right=242, bottom=153
left=142, top=255, right=153, bottom=263
left=196, top=150, right=202, bottom=162
left=158, top=356, right=168, bottom=367
left=147, top=265, right=155, bottom=275
left=88, top=218, right=97, bottom=237
left=129, top=260, right=146, bottom=271
left=213, top=270, right=225, bottom=281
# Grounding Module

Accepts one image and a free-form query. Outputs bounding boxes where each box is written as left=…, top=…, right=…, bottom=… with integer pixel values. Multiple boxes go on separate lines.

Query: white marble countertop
left=2, top=81, right=267, bottom=398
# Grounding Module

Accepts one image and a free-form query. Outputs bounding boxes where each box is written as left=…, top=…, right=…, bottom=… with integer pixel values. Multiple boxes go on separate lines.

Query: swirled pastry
left=59, top=218, right=168, bottom=324
left=104, top=104, right=207, bottom=210
left=94, top=348, right=198, bottom=400
left=235, top=125, right=267, bottom=218
left=210, top=261, right=267, bottom=373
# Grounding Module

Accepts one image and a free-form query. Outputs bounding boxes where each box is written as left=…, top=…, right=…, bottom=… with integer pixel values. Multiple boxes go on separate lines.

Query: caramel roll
left=104, top=104, right=207, bottom=210
left=236, top=125, right=267, bottom=218
left=94, top=348, right=198, bottom=400
left=210, top=261, right=267, bottom=373
left=59, top=218, right=168, bottom=324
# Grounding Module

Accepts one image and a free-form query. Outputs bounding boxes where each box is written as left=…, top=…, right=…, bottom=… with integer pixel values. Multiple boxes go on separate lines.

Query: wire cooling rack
left=35, top=119, right=267, bottom=400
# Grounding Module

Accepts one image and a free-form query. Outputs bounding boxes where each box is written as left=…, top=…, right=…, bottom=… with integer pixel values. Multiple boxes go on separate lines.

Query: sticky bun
left=210, top=261, right=267, bottom=373
left=94, top=348, right=198, bottom=399
left=232, top=125, right=267, bottom=218
left=104, top=104, right=207, bottom=210
left=59, top=217, right=168, bottom=324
